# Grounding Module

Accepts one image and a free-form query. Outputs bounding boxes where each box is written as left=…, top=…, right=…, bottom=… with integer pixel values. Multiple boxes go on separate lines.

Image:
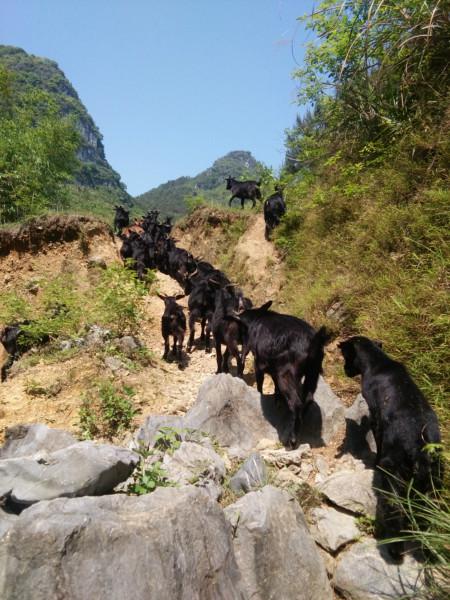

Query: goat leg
left=215, top=342, right=223, bottom=373
left=162, top=335, right=170, bottom=360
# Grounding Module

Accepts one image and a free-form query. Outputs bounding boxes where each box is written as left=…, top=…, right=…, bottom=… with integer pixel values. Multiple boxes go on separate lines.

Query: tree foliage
left=290, top=0, right=450, bottom=162
left=0, top=66, right=80, bottom=223
left=279, top=1, right=450, bottom=445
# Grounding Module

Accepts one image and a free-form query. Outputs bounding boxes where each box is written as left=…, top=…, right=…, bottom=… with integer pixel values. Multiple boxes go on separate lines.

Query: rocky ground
left=0, top=215, right=432, bottom=599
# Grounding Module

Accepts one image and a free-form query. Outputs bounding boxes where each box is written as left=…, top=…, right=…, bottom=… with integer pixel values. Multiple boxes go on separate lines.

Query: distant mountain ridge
left=133, top=151, right=263, bottom=219
left=0, top=45, right=127, bottom=198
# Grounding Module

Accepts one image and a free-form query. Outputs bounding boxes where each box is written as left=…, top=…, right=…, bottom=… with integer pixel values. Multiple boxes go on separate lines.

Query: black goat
left=210, top=284, right=247, bottom=376
left=264, top=187, right=286, bottom=240
left=236, top=301, right=330, bottom=448
left=158, top=294, right=186, bottom=360
left=120, top=231, right=148, bottom=280
left=186, top=278, right=216, bottom=353
left=1, top=323, right=49, bottom=381
left=167, top=247, right=196, bottom=289
left=113, top=205, right=130, bottom=234
left=339, top=336, right=442, bottom=560
left=226, top=176, right=262, bottom=209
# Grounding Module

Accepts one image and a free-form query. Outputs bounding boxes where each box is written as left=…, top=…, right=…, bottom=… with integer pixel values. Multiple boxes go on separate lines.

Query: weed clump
left=79, top=380, right=137, bottom=440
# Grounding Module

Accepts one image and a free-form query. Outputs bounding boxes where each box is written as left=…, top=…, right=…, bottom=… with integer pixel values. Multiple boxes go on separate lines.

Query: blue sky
left=1, top=1, right=315, bottom=196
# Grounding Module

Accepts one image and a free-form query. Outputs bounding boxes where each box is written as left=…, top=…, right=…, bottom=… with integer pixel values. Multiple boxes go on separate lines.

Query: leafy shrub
left=153, top=427, right=182, bottom=455
left=79, top=380, right=137, bottom=440
left=127, top=445, right=174, bottom=495
left=91, top=263, right=148, bottom=335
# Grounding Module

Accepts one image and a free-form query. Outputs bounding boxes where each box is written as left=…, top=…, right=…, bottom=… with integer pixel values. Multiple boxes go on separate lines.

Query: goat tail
left=301, top=326, right=331, bottom=405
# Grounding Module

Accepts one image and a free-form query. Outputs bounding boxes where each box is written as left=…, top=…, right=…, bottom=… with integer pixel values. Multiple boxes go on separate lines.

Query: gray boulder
left=0, top=423, right=76, bottom=459
left=163, top=441, right=226, bottom=500
left=0, top=441, right=138, bottom=506
left=318, top=469, right=377, bottom=516
left=229, top=453, right=267, bottom=494
left=309, top=506, right=360, bottom=553
left=342, top=394, right=377, bottom=464
left=300, top=377, right=346, bottom=446
left=333, top=539, right=426, bottom=599
left=0, top=487, right=245, bottom=600
left=184, top=374, right=279, bottom=457
left=0, top=509, right=18, bottom=537
left=225, top=485, right=333, bottom=600
left=133, top=414, right=185, bottom=450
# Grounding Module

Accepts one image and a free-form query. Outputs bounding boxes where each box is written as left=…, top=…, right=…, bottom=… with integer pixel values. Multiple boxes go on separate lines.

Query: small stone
left=274, top=467, right=303, bottom=487
left=318, top=469, right=377, bottom=516
left=309, top=506, right=360, bottom=552
left=229, top=453, right=267, bottom=494
left=87, top=256, right=107, bottom=269
left=59, top=340, right=73, bottom=351
left=315, top=456, right=329, bottom=476
left=104, top=356, right=126, bottom=372
left=115, top=335, right=141, bottom=355
left=261, top=444, right=311, bottom=468
left=85, top=325, right=111, bottom=347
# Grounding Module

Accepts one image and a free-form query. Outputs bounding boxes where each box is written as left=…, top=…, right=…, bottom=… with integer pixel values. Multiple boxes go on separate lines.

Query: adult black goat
left=226, top=176, right=262, bottom=209
left=264, top=187, right=286, bottom=240
left=113, top=205, right=130, bottom=234
left=236, top=301, right=330, bottom=448
left=339, top=336, right=442, bottom=560
left=210, top=283, right=249, bottom=376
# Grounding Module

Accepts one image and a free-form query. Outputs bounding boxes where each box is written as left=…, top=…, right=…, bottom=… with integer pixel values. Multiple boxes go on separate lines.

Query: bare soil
left=0, top=213, right=354, bottom=463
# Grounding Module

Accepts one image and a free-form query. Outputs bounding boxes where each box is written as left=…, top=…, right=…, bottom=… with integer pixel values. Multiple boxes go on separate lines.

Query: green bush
left=91, top=263, right=149, bottom=335
left=79, top=380, right=137, bottom=440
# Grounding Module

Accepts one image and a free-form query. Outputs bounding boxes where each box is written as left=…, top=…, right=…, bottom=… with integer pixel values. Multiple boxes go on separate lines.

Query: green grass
left=275, top=174, right=450, bottom=442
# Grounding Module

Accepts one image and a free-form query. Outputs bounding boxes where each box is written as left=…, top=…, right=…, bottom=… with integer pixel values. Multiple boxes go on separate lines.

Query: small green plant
left=99, top=382, right=136, bottom=435
left=79, top=396, right=99, bottom=440
left=185, top=194, right=207, bottom=214
left=356, top=514, right=376, bottom=536
left=153, top=427, right=183, bottom=454
left=78, top=380, right=137, bottom=440
left=127, top=446, right=174, bottom=495
left=24, top=378, right=62, bottom=397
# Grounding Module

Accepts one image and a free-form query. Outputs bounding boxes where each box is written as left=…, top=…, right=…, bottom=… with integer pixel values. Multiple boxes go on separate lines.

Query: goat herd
left=0, top=187, right=442, bottom=562
left=114, top=192, right=443, bottom=560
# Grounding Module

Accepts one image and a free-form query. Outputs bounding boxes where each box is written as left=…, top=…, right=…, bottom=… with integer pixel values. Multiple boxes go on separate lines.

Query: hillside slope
left=0, top=45, right=127, bottom=197
left=0, top=210, right=287, bottom=442
left=133, top=150, right=264, bottom=219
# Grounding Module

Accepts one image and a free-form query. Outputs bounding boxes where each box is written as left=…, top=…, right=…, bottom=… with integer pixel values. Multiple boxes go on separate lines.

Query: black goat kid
left=263, top=187, right=286, bottom=240
left=158, top=294, right=186, bottom=361
left=210, top=284, right=247, bottom=377
left=339, top=336, right=442, bottom=560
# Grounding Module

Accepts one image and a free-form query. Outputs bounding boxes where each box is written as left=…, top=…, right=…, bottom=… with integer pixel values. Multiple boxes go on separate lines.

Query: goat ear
left=259, top=300, right=273, bottom=312
left=157, top=293, right=167, bottom=301
left=175, top=294, right=185, bottom=300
